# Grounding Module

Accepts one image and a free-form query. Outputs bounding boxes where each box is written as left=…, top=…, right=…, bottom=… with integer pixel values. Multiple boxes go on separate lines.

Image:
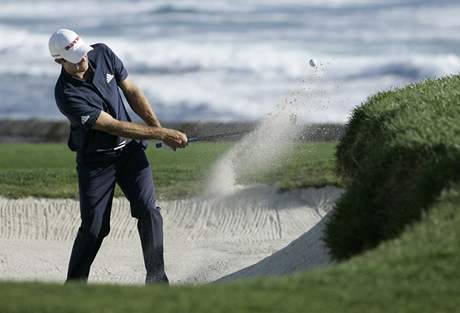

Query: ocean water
left=1, top=0, right=459, bottom=123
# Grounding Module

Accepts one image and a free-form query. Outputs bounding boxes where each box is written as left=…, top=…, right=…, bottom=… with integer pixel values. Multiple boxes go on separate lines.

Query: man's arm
left=93, top=111, right=187, bottom=150
left=119, top=79, right=161, bottom=127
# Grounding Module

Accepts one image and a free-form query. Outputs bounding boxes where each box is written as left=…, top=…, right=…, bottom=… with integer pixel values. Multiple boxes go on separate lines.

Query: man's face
left=59, top=53, right=89, bottom=76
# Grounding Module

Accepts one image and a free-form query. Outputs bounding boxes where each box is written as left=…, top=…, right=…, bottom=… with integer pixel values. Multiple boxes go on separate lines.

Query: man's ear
left=54, top=58, right=65, bottom=65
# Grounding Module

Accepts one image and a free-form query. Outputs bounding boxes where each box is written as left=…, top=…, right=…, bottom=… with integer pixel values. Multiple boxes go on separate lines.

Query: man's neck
left=64, top=67, right=90, bottom=81
left=82, top=68, right=92, bottom=81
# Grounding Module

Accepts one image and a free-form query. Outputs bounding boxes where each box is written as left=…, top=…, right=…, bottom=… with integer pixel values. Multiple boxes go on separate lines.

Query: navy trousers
left=67, top=141, right=168, bottom=284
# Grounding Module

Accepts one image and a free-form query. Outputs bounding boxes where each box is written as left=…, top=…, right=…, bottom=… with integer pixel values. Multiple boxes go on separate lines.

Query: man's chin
left=78, top=65, right=89, bottom=74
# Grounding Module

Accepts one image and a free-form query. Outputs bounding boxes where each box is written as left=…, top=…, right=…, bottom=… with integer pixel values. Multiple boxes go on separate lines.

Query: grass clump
left=325, top=75, right=460, bottom=260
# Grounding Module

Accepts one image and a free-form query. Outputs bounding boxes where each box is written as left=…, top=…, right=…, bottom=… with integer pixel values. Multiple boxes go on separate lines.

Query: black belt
left=77, top=140, right=137, bottom=163
left=95, top=139, right=133, bottom=153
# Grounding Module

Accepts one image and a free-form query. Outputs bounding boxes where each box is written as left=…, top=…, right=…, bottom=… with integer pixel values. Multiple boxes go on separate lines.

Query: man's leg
left=67, top=160, right=116, bottom=282
left=116, top=143, right=168, bottom=284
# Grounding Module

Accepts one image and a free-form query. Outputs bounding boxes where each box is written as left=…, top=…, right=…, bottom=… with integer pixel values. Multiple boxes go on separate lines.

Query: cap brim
left=63, top=43, right=93, bottom=64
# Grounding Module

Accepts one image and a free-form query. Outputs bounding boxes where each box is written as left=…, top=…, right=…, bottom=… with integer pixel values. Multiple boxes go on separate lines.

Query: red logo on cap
left=64, top=36, right=80, bottom=51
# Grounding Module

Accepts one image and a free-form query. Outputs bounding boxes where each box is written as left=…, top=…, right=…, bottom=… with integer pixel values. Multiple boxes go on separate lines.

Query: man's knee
left=131, top=203, right=161, bottom=219
left=78, top=222, right=110, bottom=240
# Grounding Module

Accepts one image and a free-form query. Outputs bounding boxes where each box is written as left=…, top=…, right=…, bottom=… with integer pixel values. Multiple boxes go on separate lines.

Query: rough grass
left=325, top=75, right=460, bottom=260
left=0, top=142, right=339, bottom=199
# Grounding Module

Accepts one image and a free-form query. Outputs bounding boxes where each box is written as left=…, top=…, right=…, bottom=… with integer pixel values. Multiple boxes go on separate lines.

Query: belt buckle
left=114, top=140, right=133, bottom=154
left=95, top=140, right=133, bottom=156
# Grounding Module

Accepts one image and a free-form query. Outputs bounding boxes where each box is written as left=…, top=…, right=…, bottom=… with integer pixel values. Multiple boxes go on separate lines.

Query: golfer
left=49, top=29, right=187, bottom=284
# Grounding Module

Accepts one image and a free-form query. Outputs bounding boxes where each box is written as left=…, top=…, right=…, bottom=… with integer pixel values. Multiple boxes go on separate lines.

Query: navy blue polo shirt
left=54, top=43, right=136, bottom=158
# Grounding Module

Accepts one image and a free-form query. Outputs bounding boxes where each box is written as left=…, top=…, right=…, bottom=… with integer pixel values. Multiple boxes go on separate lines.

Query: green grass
left=252, top=141, right=340, bottom=190
left=326, top=75, right=460, bottom=259
left=0, top=142, right=339, bottom=199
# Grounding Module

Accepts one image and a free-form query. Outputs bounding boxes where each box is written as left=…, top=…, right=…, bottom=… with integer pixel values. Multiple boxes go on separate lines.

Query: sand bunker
left=0, top=185, right=342, bottom=285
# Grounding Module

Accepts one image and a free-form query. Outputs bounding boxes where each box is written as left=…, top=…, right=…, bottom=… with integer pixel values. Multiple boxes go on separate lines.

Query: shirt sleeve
left=56, top=92, right=101, bottom=130
left=105, top=45, right=128, bottom=84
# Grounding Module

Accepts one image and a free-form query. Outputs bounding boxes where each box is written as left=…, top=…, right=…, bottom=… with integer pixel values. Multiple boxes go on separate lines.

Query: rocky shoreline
left=0, top=119, right=344, bottom=143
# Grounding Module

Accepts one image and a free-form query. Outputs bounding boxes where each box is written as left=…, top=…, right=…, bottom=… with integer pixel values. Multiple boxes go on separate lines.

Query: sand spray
left=205, top=105, right=304, bottom=195
left=205, top=60, right=326, bottom=196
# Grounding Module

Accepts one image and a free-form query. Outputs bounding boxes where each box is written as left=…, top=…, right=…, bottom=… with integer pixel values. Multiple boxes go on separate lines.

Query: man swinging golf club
left=49, top=28, right=188, bottom=284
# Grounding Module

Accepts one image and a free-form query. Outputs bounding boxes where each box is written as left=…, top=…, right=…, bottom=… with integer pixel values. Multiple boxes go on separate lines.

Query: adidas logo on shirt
left=81, top=115, right=90, bottom=125
left=106, top=73, right=114, bottom=83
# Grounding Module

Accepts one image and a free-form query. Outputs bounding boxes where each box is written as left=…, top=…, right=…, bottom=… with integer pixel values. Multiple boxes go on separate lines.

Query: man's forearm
left=98, top=119, right=164, bottom=140
left=124, top=85, right=162, bottom=127
left=93, top=111, right=187, bottom=149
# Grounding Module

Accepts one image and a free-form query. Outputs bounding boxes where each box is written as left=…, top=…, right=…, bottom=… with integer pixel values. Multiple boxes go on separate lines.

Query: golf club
left=155, top=113, right=298, bottom=149
left=155, top=130, right=248, bottom=149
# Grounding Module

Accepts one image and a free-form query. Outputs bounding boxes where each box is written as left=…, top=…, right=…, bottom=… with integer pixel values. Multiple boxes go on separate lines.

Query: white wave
left=1, top=0, right=459, bottom=123
left=0, top=0, right=389, bottom=19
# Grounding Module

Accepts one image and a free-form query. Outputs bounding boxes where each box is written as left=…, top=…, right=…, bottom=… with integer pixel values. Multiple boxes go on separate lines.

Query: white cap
left=48, top=29, right=93, bottom=63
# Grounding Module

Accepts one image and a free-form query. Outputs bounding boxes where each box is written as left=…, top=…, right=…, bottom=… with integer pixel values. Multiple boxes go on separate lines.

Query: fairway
left=0, top=142, right=340, bottom=199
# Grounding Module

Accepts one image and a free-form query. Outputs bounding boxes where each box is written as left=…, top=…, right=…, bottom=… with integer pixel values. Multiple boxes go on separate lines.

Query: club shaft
left=155, top=131, right=247, bottom=149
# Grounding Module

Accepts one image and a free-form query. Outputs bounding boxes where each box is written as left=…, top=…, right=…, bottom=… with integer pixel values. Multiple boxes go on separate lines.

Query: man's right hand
left=159, top=128, right=188, bottom=151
